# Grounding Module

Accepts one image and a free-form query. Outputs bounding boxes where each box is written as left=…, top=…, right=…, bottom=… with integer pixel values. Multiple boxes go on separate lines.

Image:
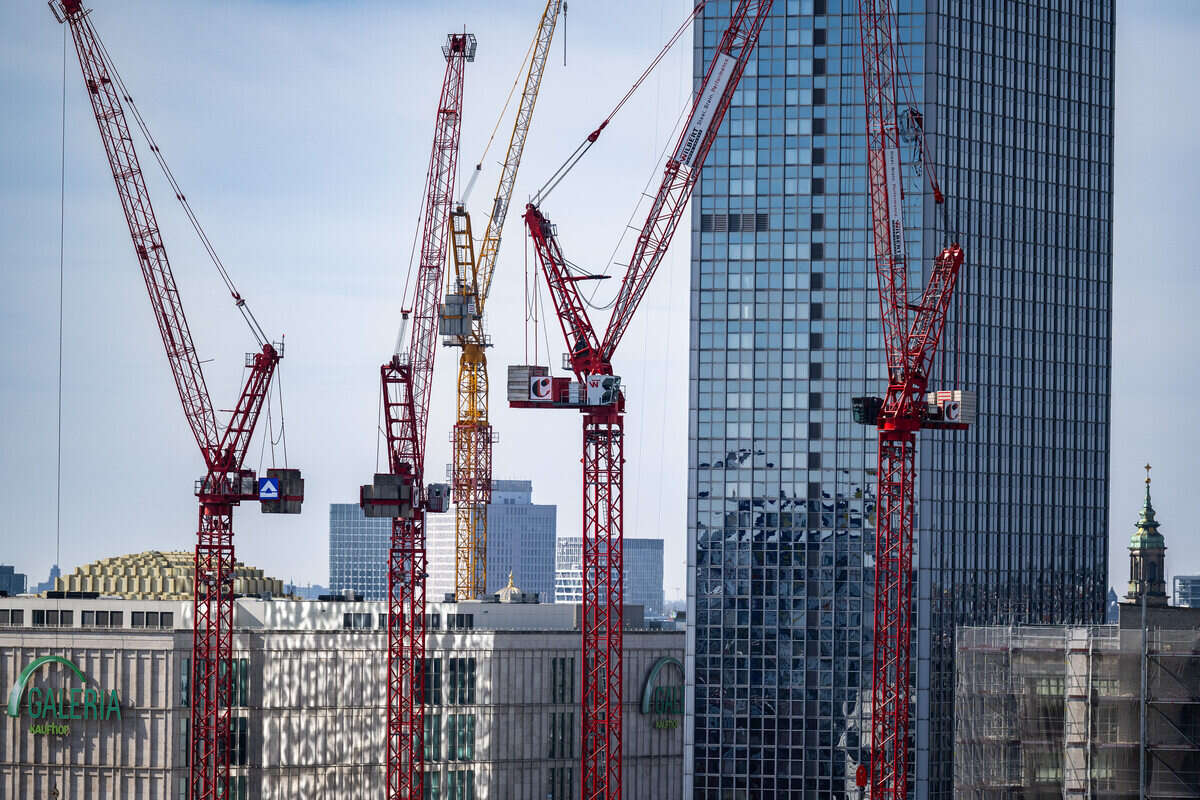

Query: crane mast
left=360, top=32, right=475, bottom=800
left=854, top=3, right=967, bottom=800
left=444, top=0, right=562, bottom=601
left=52, top=3, right=304, bottom=800
left=514, top=3, right=772, bottom=797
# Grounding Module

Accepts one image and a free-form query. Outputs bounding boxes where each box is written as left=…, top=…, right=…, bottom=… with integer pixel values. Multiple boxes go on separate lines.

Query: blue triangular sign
left=258, top=477, right=279, bottom=500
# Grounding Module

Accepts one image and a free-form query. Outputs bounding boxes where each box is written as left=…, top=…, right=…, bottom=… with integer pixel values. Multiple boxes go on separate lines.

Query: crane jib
left=884, top=146, right=906, bottom=260
left=674, top=52, right=738, bottom=167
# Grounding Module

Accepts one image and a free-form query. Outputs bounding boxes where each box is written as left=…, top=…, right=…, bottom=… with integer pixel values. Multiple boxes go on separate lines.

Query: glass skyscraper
left=686, top=2, right=1113, bottom=798
left=555, top=536, right=665, bottom=616
left=426, top=480, right=558, bottom=601
left=329, top=503, right=391, bottom=600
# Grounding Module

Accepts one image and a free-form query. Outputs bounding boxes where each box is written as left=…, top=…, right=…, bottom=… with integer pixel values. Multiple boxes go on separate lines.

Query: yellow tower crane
left=441, top=0, right=563, bottom=600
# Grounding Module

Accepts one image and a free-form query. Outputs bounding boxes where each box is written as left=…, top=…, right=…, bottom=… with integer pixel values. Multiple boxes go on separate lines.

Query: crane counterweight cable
left=531, top=0, right=707, bottom=206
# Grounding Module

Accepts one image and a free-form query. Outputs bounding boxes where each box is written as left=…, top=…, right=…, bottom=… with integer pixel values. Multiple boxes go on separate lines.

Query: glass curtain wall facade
left=685, top=1, right=1113, bottom=798
left=329, top=503, right=391, bottom=601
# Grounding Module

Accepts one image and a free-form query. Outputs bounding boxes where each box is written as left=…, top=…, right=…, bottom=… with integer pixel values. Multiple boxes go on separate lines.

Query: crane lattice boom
left=361, top=32, right=475, bottom=800
left=447, top=0, right=561, bottom=602
left=517, top=3, right=773, bottom=798
left=54, top=4, right=302, bottom=800
left=854, top=3, right=967, bottom=800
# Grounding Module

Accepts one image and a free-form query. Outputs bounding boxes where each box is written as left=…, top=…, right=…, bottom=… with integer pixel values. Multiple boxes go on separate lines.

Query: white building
left=0, top=590, right=681, bottom=799
left=428, top=480, right=557, bottom=601
left=555, top=537, right=665, bottom=616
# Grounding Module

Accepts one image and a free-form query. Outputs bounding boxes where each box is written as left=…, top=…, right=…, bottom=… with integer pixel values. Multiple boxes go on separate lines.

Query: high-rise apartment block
left=687, top=3, right=1113, bottom=798
left=427, top=480, right=557, bottom=601
left=555, top=537, right=665, bottom=616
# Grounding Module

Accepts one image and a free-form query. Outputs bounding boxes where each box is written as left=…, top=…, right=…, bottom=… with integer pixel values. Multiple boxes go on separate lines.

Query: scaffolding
left=955, top=624, right=1200, bottom=799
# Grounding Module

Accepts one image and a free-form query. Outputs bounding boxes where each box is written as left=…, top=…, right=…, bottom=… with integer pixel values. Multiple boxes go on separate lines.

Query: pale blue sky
left=1, top=1, right=1198, bottom=602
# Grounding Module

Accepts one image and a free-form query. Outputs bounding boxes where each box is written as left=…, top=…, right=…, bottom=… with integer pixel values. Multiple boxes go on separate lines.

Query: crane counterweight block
left=361, top=473, right=417, bottom=519
left=260, top=468, right=304, bottom=514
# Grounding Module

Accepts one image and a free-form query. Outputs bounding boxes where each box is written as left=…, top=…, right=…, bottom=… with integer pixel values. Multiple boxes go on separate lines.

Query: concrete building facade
left=555, top=537, right=666, bottom=617
left=0, top=595, right=681, bottom=799
left=686, top=3, right=1113, bottom=797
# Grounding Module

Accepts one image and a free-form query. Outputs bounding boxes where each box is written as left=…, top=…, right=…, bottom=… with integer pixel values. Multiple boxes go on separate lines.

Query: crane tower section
left=441, top=0, right=562, bottom=601
left=853, top=3, right=971, bottom=800
left=511, top=3, right=774, bottom=797
left=360, top=32, right=474, bottom=800
left=52, top=3, right=304, bottom=800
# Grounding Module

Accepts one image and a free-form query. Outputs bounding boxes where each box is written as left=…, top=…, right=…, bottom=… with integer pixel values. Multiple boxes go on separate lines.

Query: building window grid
left=690, top=1, right=1110, bottom=796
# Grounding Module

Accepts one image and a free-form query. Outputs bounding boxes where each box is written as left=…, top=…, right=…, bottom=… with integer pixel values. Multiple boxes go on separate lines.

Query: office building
left=428, top=480, right=557, bottom=601
left=556, top=537, right=666, bottom=617
left=0, top=565, right=26, bottom=596
left=1171, top=575, right=1200, bottom=608
left=328, top=503, right=391, bottom=600
left=686, top=3, right=1113, bottom=797
left=0, top=590, right=682, bottom=799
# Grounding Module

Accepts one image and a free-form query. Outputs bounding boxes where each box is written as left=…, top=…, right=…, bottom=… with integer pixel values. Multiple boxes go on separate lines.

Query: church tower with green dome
left=1126, top=464, right=1167, bottom=606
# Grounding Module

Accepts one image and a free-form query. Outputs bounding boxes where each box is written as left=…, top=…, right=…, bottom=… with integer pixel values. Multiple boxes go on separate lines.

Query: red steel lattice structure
left=855, top=3, right=966, bottom=799
left=55, top=3, right=301, bottom=799
left=362, top=32, right=475, bottom=800
left=518, top=2, right=772, bottom=796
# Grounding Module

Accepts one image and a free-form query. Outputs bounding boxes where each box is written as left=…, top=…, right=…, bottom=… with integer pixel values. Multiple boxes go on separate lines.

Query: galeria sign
left=6, top=656, right=121, bottom=736
left=641, top=656, right=684, bottom=730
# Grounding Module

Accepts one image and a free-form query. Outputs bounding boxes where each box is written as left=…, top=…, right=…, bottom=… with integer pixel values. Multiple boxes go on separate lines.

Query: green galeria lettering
left=640, top=656, right=685, bottom=729
left=8, top=655, right=122, bottom=730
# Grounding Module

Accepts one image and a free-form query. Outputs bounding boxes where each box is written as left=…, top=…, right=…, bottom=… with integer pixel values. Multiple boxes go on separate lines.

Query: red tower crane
left=52, top=3, right=304, bottom=799
left=359, top=32, right=476, bottom=800
left=512, top=2, right=772, bottom=797
left=853, top=3, right=968, bottom=800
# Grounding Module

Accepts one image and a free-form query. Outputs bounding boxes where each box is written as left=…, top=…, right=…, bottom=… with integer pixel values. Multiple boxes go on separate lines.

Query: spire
left=1127, top=462, right=1168, bottom=606
left=1131, top=463, right=1164, bottom=549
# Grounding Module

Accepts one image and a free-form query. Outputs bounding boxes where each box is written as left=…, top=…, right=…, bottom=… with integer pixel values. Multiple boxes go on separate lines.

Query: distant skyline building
left=687, top=3, right=1113, bottom=798
left=328, top=503, right=390, bottom=601
left=555, top=537, right=665, bottom=617
left=428, top=480, right=557, bottom=601
left=0, top=566, right=26, bottom=596
left=1173, top=575, right=1200, bottom=608
left=32, top=563, right=59, bottom=595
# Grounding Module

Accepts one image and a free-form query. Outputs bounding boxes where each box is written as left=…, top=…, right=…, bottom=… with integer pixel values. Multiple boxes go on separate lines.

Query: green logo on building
left=6, top=655, right=121, bottom=736
left=641, top=656, right=684, bottom=730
